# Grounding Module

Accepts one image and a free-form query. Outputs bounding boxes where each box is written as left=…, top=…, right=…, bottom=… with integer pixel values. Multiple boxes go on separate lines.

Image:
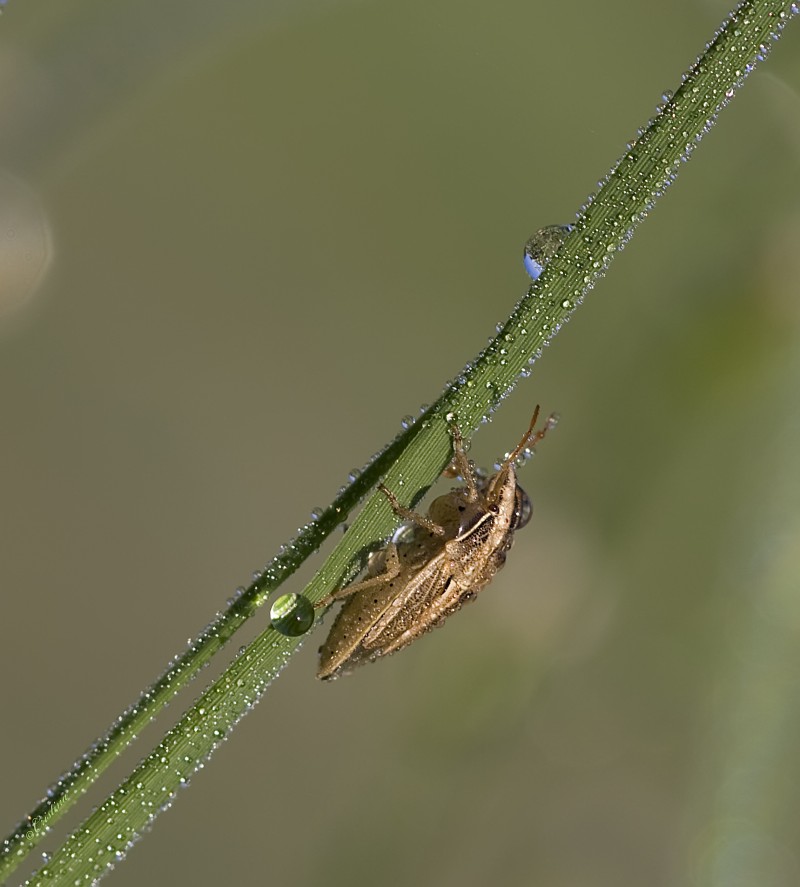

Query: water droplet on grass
left=270, top=593, right=315, bottom=637
left=523, top=224, right=573, bottom=280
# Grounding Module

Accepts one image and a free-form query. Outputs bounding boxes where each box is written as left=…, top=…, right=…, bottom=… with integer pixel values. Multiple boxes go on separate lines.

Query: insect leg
left=448, top=422, right=480, bottom=501
left=315, top=543, right=402, bottom=608
left=378, top=483, right=446, bottom=537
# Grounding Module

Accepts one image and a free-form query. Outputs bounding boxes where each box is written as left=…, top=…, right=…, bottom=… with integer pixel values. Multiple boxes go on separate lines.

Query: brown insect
left=316, top=406, right=557, bottom=680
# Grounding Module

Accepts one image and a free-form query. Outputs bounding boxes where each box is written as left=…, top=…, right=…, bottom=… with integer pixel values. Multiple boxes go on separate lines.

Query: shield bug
left=316, top=406, right=557, bottom=680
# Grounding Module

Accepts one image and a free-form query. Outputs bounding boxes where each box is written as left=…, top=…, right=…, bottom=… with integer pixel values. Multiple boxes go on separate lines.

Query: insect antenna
left=503, top=405, right=558, bottom=467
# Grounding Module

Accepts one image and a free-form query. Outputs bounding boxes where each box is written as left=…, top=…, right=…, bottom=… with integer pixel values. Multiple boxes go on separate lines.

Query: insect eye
left=511, top=487, right=533, bottom=529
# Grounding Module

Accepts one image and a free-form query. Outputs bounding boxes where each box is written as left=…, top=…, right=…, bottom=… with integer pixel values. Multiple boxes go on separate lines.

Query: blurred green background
left=2, top=1, right=800, bottom=885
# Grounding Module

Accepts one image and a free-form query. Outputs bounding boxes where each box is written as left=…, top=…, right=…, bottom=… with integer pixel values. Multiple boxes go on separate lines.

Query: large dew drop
left=270, top=593, right=315, bottom=637
left=523, top=224, right=573, bottom=280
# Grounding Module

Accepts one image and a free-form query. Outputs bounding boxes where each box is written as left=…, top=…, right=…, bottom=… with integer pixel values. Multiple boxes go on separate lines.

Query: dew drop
left=523, top=224, right=573, bottom=281
left=270, top=593, right=315, bottom=637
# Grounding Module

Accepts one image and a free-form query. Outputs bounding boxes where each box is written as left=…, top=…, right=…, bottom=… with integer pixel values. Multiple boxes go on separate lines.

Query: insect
left=316, top=406, right=557, bottom=680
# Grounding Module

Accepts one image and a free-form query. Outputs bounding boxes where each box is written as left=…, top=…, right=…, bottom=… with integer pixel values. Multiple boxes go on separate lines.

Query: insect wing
left=317, top=572, right=403, bottom=678
left=365, top=529, right=497, bottom=658
left=361, top=551, right=453, bottom=652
